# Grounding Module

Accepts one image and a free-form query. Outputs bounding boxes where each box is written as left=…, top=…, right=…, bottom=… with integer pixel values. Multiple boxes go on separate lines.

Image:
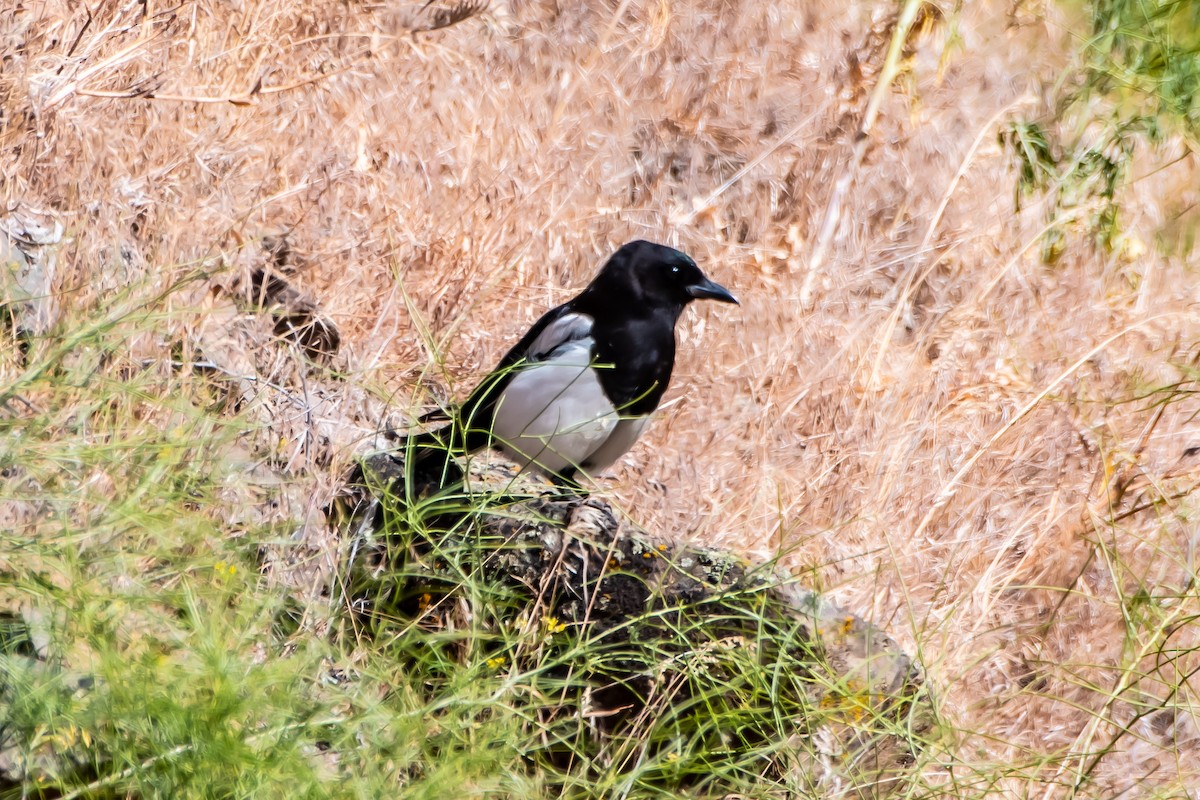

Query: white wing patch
left=524, top=312, right=594, bottom=362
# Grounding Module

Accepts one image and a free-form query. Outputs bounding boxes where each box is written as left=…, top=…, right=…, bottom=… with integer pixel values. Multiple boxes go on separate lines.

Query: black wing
left=456, top=304, right=595, bottom=446
left=403, top=304, right=596, bottom=487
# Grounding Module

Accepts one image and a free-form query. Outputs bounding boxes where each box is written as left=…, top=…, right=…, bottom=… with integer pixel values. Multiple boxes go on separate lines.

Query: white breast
left=492, top=339, right=649, bottom=477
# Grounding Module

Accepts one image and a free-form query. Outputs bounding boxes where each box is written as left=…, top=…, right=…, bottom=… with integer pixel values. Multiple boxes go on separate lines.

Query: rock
left=341, top=452, right=931, bottom=796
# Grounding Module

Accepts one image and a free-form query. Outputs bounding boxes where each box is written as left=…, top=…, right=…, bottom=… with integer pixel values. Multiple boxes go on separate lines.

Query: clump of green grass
left=1, top=277, right=331, bottom=798
left=1, top=274, right=927, bottom=799
left=337, top=463, right=929, bottom=799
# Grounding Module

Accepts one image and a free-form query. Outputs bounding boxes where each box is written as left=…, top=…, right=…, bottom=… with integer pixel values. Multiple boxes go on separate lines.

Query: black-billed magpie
left=404, top=240, right=738, bottom=488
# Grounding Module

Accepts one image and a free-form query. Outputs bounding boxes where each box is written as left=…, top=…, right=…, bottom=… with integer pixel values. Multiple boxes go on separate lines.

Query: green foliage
left=1086, top=0, right=1200, bottom=135
left=1004, top=0, right=1200, bottom=258
left=1, top=286, right=332, bottom=799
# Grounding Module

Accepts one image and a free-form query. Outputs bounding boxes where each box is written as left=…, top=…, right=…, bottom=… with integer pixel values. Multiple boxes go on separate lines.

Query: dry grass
left=3, top=0, right=1199, bottom=796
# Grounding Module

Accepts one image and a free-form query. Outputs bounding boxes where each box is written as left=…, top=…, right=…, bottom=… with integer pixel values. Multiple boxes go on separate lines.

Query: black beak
left=687, top=277, right=739, bottom=305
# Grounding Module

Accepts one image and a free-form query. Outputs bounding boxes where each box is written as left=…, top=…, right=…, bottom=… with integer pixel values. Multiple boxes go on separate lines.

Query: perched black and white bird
left=404, top=240, right=738, bottom=488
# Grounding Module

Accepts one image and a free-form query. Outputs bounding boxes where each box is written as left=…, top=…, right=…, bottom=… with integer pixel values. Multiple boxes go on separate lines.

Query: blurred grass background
left=2, top=0, right=1199, bottom=796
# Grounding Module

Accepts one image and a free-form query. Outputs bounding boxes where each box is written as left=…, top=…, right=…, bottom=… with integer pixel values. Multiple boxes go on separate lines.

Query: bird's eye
left=671, top=265, right=680, bottom=273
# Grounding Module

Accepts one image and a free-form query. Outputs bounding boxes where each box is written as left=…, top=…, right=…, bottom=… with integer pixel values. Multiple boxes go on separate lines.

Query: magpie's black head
left=584, top=240, right=738, bottom=314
